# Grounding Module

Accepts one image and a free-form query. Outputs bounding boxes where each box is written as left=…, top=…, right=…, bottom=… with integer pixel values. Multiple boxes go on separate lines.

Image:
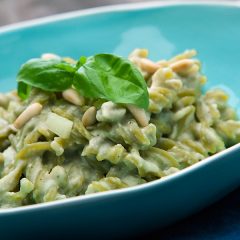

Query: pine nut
left=127, top=104, right=149, bottom=127
left=170, top=59, right=194, bottom=73
left=62, top=89, right=85, bottom=106
left=13, top=103, right=43, bottom=129
left=82, top=106, right=97, bottom=127
left=139, top=58, right=160, bottom=74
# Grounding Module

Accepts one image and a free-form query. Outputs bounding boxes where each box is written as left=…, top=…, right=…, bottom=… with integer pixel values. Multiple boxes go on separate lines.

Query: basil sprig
left=17, top=54, right=149, bottom=109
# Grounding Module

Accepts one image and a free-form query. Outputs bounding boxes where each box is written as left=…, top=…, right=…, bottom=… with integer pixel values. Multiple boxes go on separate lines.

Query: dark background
left=1, top=0, right=240, bottom=239
left=2, top=0, right=165, bottom=26
left=0, top=0, right=234, bottom=26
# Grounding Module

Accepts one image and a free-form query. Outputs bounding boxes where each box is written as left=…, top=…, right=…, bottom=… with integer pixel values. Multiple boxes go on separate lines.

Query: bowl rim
left=0, top=1, right=239, bottom=33
left=0, top=0, right=240, bottom=215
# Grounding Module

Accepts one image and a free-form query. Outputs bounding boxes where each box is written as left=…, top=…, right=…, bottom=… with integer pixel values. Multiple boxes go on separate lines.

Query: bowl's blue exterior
left=0, top=3, right=240, bottom=238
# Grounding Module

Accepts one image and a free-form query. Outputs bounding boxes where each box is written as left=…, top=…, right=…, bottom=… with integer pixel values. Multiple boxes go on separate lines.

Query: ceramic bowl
left=0, top=2, right=240, bottom=238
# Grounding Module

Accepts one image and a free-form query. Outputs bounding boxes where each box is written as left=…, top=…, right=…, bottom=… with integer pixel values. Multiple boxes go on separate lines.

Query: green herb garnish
left=17, top=54, right=149, bottom=109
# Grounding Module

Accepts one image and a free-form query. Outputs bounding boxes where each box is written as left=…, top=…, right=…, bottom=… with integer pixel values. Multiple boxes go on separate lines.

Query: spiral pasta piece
left=0, top=178, right=33, bottom=208
left=96, top=101, right=126, bottom=123
left=192, top=123, right=225, bottom=154
left=215, top=120, right=240, bottom=145
left=107, top=119, right=157, bottom=150
left=107, top=163, right=146, bottom=186
left=124, top=147, right=179, bottom=179
left=148, top=68, right=182, bottom=113
left=85, top=177, right=127, bottom=194
left=82, top=136, right=127, bottom=164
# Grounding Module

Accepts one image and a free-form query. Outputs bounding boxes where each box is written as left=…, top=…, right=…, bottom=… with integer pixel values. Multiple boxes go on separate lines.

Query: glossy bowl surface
left=0, top=2, right=240, bottom=238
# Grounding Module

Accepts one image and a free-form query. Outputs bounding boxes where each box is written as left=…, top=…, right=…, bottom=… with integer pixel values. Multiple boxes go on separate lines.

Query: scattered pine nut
left=127, top=105, right=149, bottom=127
left=13, top=103, right=43, bottom=129
left=62, top=89, right=85, bottom=106
left=82, top=106, right=97, bottom=127
left=170, top=59, right=194, bottom=73
left=139, top=58, right=161, bottom=74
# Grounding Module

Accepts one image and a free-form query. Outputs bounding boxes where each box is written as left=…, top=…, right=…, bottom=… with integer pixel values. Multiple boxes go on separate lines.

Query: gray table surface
left=0, top=0, right=238, bottom=26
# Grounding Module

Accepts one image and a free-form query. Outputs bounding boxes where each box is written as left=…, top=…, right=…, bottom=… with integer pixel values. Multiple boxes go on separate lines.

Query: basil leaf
left=73, top=54, right=149, bottom=109
left=76, top=56, right=87, bottom=69
left=17, top=59, right=75, bottom=92
left=17, top=82, right=31, bottom=100
left=16, top=53, right=149, bottom=109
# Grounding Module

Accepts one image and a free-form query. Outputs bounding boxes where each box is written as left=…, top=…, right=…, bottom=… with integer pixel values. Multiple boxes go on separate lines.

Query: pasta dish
left=0, top=49, right=238, bottom=208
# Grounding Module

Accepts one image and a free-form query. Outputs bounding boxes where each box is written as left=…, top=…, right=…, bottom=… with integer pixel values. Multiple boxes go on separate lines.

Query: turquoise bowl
left=0, top=2, right=240, bottom=238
